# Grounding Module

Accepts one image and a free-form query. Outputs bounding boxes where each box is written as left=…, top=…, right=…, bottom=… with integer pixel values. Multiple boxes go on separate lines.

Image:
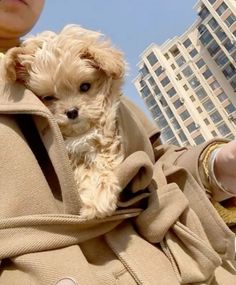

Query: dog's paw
left=79, top=206, right=98, bottom=220
left=79, top=204, right=116, bottom=220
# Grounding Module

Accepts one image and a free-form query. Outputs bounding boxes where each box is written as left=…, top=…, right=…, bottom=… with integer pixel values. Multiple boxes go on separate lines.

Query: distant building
left=133, top=0, right=236, bottom=146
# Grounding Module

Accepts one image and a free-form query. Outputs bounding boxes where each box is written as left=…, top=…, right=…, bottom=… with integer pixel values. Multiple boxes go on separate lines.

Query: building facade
left=133, top=0, right=236, bottom=146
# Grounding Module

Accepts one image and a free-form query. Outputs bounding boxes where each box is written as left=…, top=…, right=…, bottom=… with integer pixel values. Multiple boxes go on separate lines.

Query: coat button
left=55, top=277, right=77, bottom=285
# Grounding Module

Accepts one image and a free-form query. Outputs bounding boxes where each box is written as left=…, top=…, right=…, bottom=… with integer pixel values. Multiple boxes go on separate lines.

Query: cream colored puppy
left=3, top=25, right=126, bottom=219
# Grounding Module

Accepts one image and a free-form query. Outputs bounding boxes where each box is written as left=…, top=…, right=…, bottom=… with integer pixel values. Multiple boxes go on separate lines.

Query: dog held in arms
left=2, top=25, right=126, bottom=219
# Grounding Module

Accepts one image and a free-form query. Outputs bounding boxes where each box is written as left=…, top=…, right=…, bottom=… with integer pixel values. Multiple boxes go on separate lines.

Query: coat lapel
left=0, top=85, right=80, bottom=214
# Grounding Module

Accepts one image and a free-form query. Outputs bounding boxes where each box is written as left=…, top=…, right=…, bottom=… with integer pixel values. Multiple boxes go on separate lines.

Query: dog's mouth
left=54, top=114, right=92, bottom=137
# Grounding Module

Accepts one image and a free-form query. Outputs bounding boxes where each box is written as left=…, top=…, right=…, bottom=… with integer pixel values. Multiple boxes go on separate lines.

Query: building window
left=187, top=122, right=197, bottom=133
left=176, top=74, right=182, bottom=81
left=164, top=53, right=170, bottom=60
left=161, top=77, right=170, bottom=87
left=199, top=6, right=210, bottom=20
left=156, top=113, right=166, bottom=125
left=215, top=27, right=227, bottom=42
left=157, top=115, right=168, bottom=129
left=171, top=63, right=176, bottom=70
left=173, top=99, right=183, bottom=109
left=171, top=118, right=181, bottom=130
left=196, top=87, right=207, bottom=100
left=161, top=127, right=175, bottom=141
left=154, top=85, right=161, bottom=95
left=204, top=118, right=210, bottom=125
left=194, top=135, right=205, bottom=145
left=208, top=17, right=219, bottom=30
left=166, top=107, right=174, bottom=119
left=168, top=138, right=180, bottom=146
left=167, top=87, right=177, bottom=97
left=225, top=103, right=236, bottom=114
left=225, top=14, right=236, bottom=27
left=207, top=40, right=220, bottom=56
left=183, top=38, right=192, bottom=48
left=216, top=2, right=228, bottom=16
left=189, top=76, right=200, bottom=89
left=140, top=85, right=151, bottom=98
left=197, top=106, right=203, bottom=113
left=148, top=76, right=156, bottom=86
left=180, top=110, right=190, bottom=121
left=184, top=84, right=189, bottom=91
left=217, top=123, right=231, bottom=136
left=210, top=80, right=220, bottom=90
left=145, top=96, right=156, bottom=108
left=189, top=48, right=198, bottom=58
left=222, top=63, right=236, bottom=79
left=230, top=77, right=236, bottom=91
left=182, top=66, right=193, bottom=77
left=140, top=64, right=149, bottom=77
left=151, top=105, right=162, bottom=118
left=211, top=130, right=217, bottom=136
left=176, top=55, right=186, bottom=67
left=198, top=24, right=207, bottom=35
left=210, top=111, right=223, bottom=123
left=203, top=99, right=215, bottom=112
left=178, top=130, right=188, bottom=142
left=232, top=51, right=236, bottom=62
left=140, top=80, right=146, bottom=88
left=196, top=58, right=206, bottom=69
left=215, top=51, right=229, bottom=67
left=190, top=95, right=195, bottom=101
left=147, top=52, right=158, bottom=66
left=159, top=97, right=168, bottom=107
left=223, top=38, right=235, bottom=53
left=202, top=68, right=213, bottom=79
left=155, top=66, right=165, bottom=77
left=171, top=47, right=180, bottom=57
left=226, top=134, right=235, bottom=140
left=208, top=0, right=216, bottom=4
left=217, top=92, right=228, bottom=102
left=200, top=29, right=213, bottom=46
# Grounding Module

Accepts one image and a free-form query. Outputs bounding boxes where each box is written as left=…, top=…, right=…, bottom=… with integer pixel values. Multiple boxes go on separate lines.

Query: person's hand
left=214, top=140, right=236, bottom=200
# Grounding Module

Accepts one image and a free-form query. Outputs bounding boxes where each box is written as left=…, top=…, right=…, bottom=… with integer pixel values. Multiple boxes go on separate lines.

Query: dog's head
left=3, top=25, right=126, bottom=137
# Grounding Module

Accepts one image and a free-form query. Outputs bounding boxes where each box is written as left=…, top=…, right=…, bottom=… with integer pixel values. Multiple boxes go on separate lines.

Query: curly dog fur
left=3, top=25, right=126, bottom=219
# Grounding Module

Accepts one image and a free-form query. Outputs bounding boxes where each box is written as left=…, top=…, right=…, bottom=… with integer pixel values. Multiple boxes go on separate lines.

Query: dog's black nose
left=66, top=108, right=79, bottom=120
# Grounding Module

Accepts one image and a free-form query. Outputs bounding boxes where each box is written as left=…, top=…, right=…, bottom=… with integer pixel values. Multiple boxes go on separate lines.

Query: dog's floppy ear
left=3, top=46, right=32, bottom=83
left=3, top=31, right=56, bottom=83
left=83, top=43, right=126, bottom=80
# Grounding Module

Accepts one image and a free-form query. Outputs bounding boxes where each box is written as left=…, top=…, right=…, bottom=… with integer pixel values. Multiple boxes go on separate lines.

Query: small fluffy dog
left=3, top=25, right=126, bottom=219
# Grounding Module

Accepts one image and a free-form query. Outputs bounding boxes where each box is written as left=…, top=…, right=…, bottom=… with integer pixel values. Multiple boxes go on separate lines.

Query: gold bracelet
left=202, top=142, right=236, bottom=199
left=201, top=142, right=226, bottom=193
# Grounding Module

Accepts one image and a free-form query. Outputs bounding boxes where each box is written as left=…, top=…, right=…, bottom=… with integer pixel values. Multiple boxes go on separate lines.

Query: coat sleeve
left=121, top=97, right=236, bottom=225
left=120, top=96, right=228, bottom=192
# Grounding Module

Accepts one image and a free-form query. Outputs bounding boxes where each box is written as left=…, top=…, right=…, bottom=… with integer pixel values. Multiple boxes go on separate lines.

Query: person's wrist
left=213, top=148, right=236, bottom=198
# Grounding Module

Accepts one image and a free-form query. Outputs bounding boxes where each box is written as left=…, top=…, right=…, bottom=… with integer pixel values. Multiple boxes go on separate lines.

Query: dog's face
left=41, top=68, right=109, bottom=138
left=34, top=56, right=112, bottom=138
left=3, top=25, right=125, bottom=137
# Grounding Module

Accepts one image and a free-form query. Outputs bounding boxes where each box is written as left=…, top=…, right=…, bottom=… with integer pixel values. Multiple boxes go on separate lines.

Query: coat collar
left=0, top=83, right=51, bottom=115
left=0, top=84, right=81, bottom=214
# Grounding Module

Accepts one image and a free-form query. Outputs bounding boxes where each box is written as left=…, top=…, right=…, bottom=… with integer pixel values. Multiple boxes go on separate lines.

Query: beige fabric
left=0, top=84, right=235, bottom=284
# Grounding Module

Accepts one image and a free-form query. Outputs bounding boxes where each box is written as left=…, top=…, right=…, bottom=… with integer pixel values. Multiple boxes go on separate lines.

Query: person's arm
left=121, top=96, right=236, bottom=203
left=213, top=141, right=236, bottom=199
left=174, top=140, right=236, bottom=202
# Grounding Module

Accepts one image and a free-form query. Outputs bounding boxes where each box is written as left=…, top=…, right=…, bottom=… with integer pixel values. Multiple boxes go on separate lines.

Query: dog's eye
left=43, top=95, right=57, bottom=101
left=80, top=83, right=91, bottom=93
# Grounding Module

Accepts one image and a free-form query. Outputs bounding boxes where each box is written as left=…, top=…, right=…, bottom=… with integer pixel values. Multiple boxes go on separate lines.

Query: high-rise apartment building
left=133, top=0, right=236, bottom=146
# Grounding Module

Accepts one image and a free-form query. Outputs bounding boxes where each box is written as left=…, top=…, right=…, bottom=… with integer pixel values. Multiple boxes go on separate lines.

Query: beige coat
left=0, top=84, right=235, bottom=285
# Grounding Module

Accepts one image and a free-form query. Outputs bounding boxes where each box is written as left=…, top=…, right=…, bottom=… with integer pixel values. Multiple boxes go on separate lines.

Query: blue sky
left=31, top=0, right=197, bottom=117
